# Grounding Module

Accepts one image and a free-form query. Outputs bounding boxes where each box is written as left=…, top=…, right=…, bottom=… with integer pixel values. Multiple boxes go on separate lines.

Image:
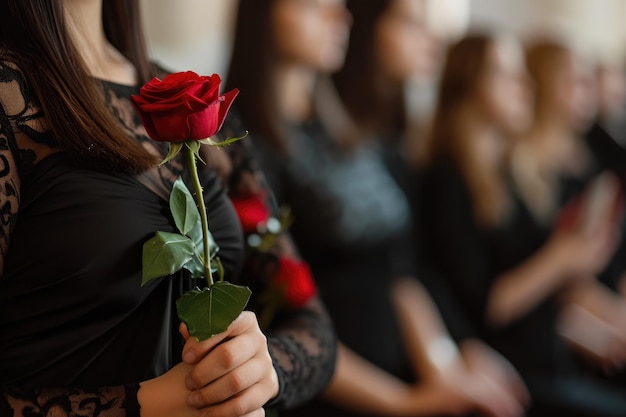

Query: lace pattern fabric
left=0, top=55, right=336, bottom=415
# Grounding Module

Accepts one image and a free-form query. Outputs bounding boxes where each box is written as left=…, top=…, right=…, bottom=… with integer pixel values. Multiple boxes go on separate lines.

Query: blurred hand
left=416, top=363, right=525, bottom=417
left=558, top=302, right=626, bottom=375
left=138, top=363, right=200, bottom=417
left=460, top=339, right=530, bottom=417
left=548, top=215, right=618, bottom=281
left=179, top=311, right=279, bottom=417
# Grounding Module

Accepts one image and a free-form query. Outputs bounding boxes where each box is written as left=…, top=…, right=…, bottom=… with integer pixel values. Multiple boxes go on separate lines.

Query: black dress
left=420, top=158, right=626, bottom=417
left=0, top=56, right=335, bottom=415
left=584, top=123, right=626, bottom=291
left=250, top=118, right=417, bottom=417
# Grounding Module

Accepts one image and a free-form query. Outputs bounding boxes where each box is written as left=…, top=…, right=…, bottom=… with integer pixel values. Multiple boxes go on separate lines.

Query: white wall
left=139, top=0, right=626, bottom=75
left=140, top=0, right=238, bottom=75
left=470, top=0, right=626, bottom=65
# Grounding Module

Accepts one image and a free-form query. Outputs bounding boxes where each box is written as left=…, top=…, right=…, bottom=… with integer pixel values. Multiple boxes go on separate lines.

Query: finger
left=498, top=366, right=531, bottom=405
left=511, top=376, right=531, bottom=406
left=195, top=384, right=275, bottom=417
left=240, top=409, right=265, bottom=417
left=187, top=327, right=268, bottom=390
left=183, top=311, right=259, bottom=365
left=477, top=394, right=524, bottom=417
left=180, top=322, right=191, bottom=341
left=188, top=356, right=269, bottom=406
left=483, top=380, right=526, bottom=417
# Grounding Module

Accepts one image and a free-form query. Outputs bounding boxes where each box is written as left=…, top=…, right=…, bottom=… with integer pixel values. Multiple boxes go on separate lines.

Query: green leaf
left=168, top=177, right=219, bottom=262
left=142, top=232, right=195, bottom=286
left=160, top=142, right=184, bottom=165
left=199, top=132, right=249, bottom=147
left=183, top=255, right=205, bottom=279
left=170, top=179, right=201, bottom=238
left=177, top=282, right=252, bottom=341
left=211, top=257, right=225, bottom=282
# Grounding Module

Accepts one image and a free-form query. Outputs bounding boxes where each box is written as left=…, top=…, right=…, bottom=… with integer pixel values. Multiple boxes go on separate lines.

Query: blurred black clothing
left=420, top=157, right=626, bottom=417
left=252, top=119, right=417, bottom=417
left=585, top=123, right=626, bottom=290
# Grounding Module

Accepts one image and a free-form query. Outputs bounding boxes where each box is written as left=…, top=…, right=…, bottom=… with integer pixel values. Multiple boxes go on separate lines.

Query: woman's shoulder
left=0, top=49, right=56, bottom=175
left=0, top=50, right=36, bottom=111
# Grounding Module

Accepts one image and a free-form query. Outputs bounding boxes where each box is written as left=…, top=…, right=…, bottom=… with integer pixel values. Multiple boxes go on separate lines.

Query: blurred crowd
left=223, top=0, right=626, bottom=416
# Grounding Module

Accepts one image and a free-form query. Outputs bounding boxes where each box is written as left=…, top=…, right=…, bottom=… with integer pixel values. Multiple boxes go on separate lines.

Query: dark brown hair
left=426, top=35, right=492, bottom=164
left=0, top=0, right=157, bottom=174
left=426, top=34, right=510, bottom=226
left=225, top=0, right=287, bottom=152
left=332, top=0, right=406, bottom=137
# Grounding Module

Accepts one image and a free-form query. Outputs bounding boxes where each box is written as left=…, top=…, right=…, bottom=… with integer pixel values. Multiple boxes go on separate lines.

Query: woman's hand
left=179, top=311, right=279, bottom=417
left=137, top=362, right=199, bottom=417
left=460, top=339, right=530, bottom=417
left=548, top=210, right=619, bottom=282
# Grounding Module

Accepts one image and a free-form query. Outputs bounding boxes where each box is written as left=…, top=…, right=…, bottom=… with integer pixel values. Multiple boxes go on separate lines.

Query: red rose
left=231, top=192, right=271, bottom=234
left=131, top=71, right=239, bottom=143
left=273, top=258, right=318, bottom=308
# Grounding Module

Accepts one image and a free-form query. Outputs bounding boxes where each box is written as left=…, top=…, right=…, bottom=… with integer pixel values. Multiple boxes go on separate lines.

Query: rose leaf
left=142, top=231, right=195, bottom=286
left=177, top=282, right=252, bottom=341
left=170, top=178, right=201, bottom=238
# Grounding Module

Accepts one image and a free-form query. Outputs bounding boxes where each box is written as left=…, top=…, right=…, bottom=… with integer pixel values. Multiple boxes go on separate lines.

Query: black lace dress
left=0, top=56, right=335, bottom=416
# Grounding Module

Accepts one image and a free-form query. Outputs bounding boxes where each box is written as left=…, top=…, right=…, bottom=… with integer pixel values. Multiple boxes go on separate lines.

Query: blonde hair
left=511, top=40, right=591, bottom=222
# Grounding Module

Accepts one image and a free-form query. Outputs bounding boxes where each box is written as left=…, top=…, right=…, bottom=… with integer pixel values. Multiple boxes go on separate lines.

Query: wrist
left=424, top=337, right=462, bottom=377
left=541, top=237, right=573, bottom=284
left=138, top=365, right=193, bottom=417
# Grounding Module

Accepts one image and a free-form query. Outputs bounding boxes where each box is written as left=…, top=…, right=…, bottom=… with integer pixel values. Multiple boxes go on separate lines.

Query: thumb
left=180, top=323, right=232, bottom=365
left=179, top=322, right=191, bottom=341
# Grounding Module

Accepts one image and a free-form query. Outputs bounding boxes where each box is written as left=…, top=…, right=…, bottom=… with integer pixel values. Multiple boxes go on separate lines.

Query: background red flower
left=273, top=258, right=318, bottom=308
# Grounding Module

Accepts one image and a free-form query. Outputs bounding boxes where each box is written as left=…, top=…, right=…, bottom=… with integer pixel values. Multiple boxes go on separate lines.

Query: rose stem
left=185, top=143, right=214, bottom=287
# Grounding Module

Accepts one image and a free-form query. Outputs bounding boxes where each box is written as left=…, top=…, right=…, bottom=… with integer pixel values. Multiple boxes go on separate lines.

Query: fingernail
left=183, top=351, right=196, bottom=363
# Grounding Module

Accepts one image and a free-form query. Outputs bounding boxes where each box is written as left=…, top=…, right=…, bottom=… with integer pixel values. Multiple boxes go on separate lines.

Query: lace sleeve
left=0, top=385, right=140, bottom=417
left=266, top=298, right=337, bottom=410
left=0, top=56, right=25, bottom=274
left=213, top=115, right=338, bottom=410
left=0, top=54, right=144, bottom=417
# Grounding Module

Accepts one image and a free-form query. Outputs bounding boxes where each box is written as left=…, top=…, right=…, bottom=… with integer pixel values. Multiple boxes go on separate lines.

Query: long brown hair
left=0, top=0, right=157, bottom=174
left=511, top=40, right=591, bottom=221
left=525, top=41, right=571, bottom=127
left=332, top=0, right=406, bottom=137
left=226, top=0, right=288, bottom=152
left=425, top=34, right=510, bottom=226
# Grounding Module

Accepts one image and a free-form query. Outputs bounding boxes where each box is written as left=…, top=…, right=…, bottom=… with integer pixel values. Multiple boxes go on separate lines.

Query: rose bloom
left=131, top=71, right=239, bottom=143
left=273, top=258, right=318, bottom=308
left=231, top=192, right=272, bottom=234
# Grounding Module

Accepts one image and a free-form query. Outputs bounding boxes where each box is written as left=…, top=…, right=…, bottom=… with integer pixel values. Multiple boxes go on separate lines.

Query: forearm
left=323, top=343, right=412, bottom=415
left=322, top=343, right=468, bottom=417
left=391, top=277, right=461, bottom=377
left=266, top=298, right=337, bottom=410
left=486, top=244, right=566, bottom=327
left=324, top=343, right=459, bottom=417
